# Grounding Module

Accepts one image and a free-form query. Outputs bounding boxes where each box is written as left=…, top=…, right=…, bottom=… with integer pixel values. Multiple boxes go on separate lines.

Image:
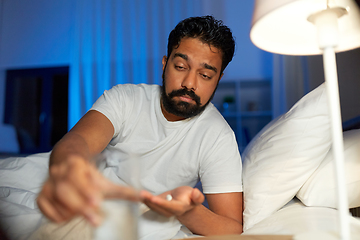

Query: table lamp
left=250, top=0, right=360, bottom=239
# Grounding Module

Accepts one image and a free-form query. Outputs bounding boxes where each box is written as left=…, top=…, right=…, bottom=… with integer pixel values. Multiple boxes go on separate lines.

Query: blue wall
left=0, top=0, right=273, bottom=153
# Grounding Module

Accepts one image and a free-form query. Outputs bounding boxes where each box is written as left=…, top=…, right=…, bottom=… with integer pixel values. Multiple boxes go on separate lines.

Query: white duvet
left=0, top=152, right=49, bottom=240
left=0, top=152, right=189, bottom=240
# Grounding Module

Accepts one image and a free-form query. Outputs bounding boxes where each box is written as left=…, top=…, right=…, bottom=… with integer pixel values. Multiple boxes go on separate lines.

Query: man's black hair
left=167, top=15, right=235, bottom=74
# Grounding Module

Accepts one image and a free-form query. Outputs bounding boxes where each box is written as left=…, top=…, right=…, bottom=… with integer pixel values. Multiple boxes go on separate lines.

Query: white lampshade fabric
left=250, top=0, right=360, bottom=55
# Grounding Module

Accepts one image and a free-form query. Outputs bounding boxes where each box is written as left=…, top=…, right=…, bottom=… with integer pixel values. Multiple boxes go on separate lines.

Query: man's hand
left=140, top=186, right=204, bottom=217
left=37, top=156, right=140, bottom=226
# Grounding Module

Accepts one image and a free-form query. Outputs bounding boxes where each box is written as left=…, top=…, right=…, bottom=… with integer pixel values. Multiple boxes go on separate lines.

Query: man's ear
left=162, top=56, right=168, bottom=71
left=218, top=73, right=224, bottom=83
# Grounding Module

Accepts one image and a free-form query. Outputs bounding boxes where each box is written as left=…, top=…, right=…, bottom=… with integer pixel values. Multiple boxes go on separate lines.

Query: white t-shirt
left=90, top=84, right=243, bottom=195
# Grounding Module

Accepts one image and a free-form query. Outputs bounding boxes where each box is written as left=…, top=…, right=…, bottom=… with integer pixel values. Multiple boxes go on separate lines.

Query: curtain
left=272, top=54, right=311, bottom=118
left=68, top=0, right=203, bottom=129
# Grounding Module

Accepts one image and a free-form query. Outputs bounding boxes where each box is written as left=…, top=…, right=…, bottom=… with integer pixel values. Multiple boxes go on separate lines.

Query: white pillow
left=297, top=129, right=360, bottom=209
left=242, top=83, right=331, bottom=231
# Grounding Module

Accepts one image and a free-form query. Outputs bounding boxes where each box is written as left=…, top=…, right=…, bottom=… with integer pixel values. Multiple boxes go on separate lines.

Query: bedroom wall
left=0, top=0, right=75, bottom=153
left=0, top=0, right=271, bottom=153
left=307, top=48, right=360, bottom=123
left=1, top=0, right=359, bottom=154
left=201, top=0, right=273, bottom=80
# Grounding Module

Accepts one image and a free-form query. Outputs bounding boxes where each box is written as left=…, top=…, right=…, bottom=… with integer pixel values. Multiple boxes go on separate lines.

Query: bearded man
left=37, top=15, right=243, bottom=239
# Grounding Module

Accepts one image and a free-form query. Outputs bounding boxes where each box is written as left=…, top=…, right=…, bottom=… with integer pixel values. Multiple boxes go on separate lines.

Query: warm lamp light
left=250, top=0, right=360, bottom=55
left=250, top=0, right=360, bottom=240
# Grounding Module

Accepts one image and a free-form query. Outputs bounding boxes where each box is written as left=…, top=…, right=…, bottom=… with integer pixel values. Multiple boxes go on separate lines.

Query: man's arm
left=49, top=110, right=114, bottom=166
left=181, top=192, right=243, bottom=235
left=141, top=188, right=243, bottom=236
left=37, top=110, right=139, bottom=226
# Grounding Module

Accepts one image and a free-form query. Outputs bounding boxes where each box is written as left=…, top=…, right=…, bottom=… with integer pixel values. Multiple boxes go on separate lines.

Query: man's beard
left=161, top=72, right=217, bottom=119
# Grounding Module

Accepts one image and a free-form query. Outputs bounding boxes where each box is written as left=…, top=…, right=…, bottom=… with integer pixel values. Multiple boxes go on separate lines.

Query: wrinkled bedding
left=0, top=152, right=49, bottom=240
left=0, top=152, right=193, bottom=240
left=1, top=152, right=360, bottom=240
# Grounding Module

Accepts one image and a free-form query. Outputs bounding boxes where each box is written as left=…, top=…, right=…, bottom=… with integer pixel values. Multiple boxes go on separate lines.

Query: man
left=37, top=15, right=243, bottom=238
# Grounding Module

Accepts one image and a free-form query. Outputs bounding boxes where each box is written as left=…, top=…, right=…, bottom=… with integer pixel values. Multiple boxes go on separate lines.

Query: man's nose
left=181, top=71, right=197, bottom=91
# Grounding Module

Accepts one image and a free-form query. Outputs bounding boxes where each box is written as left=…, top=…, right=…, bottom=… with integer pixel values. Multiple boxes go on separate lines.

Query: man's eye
left=201, top=74, right=211, bottom=79
left=175, top=65, right=185, bottom=70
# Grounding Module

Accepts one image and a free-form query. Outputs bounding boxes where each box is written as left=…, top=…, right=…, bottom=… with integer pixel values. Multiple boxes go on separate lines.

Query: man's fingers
left=39, top=159, right=141, bottom=226
left=139, top=190, right=153, bottom=200
left=38, top=192, right=102, bottom=226
left=140, top=187, right=205, bottom=218
left=102, top=181, right=140, bottom=202
left=140, top=191, right=174, bottom=217
left=48, top=158, right=98, bottom=207
left=39, top=180, right=103, bottom=226
left=54, top=181, right=103, bottom=226
left=143, top=195, right=191, bottom=217
left=83, top=208, right=103, bottom=226
left=50, top=199, right=75, bottom=221
left=88, top=164, right=141, bottom=202
left=37, top=195, right=66, bottom=223
left=68, top=166, right=102, bottom=207
left=37, top=181, right=72, bottom=223
left=54, top=181, right=88, bottom=212
left=191, top=188, right=205, bottom=204
left=143, top=199, right=174, bottom=217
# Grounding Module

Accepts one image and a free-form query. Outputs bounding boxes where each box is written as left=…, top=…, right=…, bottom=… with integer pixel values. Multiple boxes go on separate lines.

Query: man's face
left=161, top=37, right=223, bottom=121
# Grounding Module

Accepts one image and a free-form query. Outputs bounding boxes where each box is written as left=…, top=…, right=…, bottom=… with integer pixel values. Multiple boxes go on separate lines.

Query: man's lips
left=177, top=95, right=195, bottom=103
left=168, top=89, right=201, bottom=105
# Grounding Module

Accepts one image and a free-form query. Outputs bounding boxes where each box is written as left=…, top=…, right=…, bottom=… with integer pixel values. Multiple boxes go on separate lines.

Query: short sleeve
left=90, top=85, right=132, bottom=137
left=200, top=130, right=243, bottom=194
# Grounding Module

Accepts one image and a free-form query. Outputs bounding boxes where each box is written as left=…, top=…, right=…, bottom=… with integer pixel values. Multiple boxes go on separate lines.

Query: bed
left=1, top=83, right=360, bottom=240
left=241, top=83, right=360, bottom=239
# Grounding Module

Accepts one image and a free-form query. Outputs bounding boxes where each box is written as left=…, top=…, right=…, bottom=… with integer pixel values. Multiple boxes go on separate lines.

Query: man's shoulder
left=110, top=83, right=160, bottom=99
left=202, top=103, right=227, bottom=122
left=197, top=103, right=233, bottom=134
left=112, top=83, right=160, bottom=92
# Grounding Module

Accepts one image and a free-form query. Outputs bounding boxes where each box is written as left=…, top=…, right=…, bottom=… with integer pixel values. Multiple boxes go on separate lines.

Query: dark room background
left=1, top=0, right=359, bottom=155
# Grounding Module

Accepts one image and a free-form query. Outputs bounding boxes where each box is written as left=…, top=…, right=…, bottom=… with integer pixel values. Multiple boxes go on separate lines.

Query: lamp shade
left=250, top=0, right=360, bottom=55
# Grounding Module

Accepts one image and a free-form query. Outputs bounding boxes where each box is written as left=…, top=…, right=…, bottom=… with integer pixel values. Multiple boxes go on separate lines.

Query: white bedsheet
left=0, top=152, right=49, bottom=240
left=0, top=152, right=188, bottom=240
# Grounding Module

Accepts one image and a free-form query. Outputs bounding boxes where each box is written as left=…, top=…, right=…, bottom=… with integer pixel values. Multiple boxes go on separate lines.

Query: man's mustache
left=168, top=88, right=201, bottom=105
